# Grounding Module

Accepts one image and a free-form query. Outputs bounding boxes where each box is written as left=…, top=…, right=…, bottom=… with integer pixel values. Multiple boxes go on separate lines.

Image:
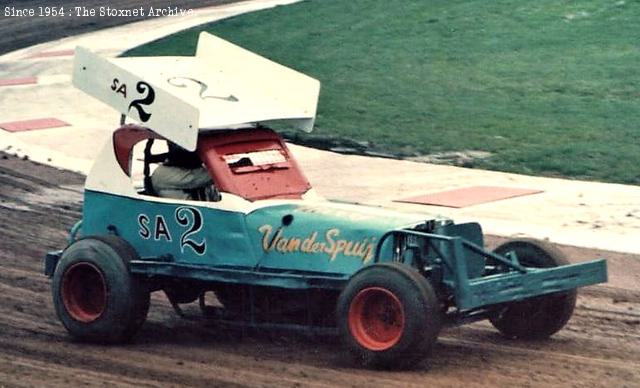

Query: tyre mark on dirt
left=0, top=354, right=186, bottom=388
left=439, top=336, right=640, bottom=374
left=449, top=314, right=640, bottom=363
left=0, top=266, right=50, bottom=287
left=0, top=336, right=339, bottom=388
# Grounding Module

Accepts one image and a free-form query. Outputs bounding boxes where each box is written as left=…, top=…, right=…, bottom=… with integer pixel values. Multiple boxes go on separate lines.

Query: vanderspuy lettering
left=258, top=224, right=376, bottom=263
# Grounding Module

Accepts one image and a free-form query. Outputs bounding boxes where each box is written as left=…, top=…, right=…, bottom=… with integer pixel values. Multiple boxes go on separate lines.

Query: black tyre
left=52, top=235, right=150, bottom=343
left=336, top=263, right=441, bottom=369
left=489, top=239, right=577, bottom=339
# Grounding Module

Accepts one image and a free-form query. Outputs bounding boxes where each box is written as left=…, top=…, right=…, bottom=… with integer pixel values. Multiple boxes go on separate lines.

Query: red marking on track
left=28, top=49, right=75, bottom=58
left=395, top=186, right=544, bottom=208
left=0, top=118, right=70, bottom=132
left=0, top=77, right=38, bottom=87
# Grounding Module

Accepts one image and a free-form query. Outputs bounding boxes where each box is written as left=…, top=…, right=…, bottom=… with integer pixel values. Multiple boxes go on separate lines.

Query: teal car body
left=81, top=188, right=440, bottom=286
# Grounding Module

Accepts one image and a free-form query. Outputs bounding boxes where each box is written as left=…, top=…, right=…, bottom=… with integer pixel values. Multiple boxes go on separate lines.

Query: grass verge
left=125, top=0, right=640, bottom=184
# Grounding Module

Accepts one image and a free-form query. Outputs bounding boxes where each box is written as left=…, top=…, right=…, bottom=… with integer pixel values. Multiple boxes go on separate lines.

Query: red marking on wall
left=0, top=77, right=38, bottom=87
left=395, top=186, right=544, bottom=208
left=28, top=49, right=75, bottom=58
left=0, top=118, right=70, bottom=132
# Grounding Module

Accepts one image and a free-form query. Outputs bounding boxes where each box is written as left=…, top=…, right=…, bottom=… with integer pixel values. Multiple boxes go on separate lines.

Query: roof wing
left=73, top=47, right=199, bottom=150
left=72, top=32, right=320, bottom=151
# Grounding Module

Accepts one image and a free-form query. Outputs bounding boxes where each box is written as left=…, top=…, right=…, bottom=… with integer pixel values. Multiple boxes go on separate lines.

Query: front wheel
left=489, top=239, right=577, bottom=339
left=52, top=235, right=150, bottom=343
left=336, top=263, right=441, bottom=369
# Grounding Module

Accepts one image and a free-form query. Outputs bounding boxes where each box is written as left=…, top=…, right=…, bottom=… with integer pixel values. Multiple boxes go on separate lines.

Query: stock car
left=44, top=33, right=607, bottom=368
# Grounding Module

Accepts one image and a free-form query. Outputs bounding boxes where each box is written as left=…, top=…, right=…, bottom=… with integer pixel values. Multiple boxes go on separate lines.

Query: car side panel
left=245, top=204, right=406, bottom=276
left=81, top=190, right=258, bottom=268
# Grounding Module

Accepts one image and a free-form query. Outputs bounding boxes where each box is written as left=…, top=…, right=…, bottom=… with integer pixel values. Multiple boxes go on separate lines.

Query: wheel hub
left=61, top=262, right=107, bottom=322
left=348, top=287, right=405, bottom=351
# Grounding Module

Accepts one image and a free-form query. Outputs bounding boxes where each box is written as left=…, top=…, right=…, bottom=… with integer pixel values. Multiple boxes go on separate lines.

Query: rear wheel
left=489, top=239, right=577, bottom=339
left=52, top=235, right=150, bottom=343
left=337, top=263, right=441, bottom=369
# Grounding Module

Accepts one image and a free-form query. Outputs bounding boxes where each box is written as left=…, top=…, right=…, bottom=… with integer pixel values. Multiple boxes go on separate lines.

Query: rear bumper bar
left=462, top=258, right=607, bottom=310
left=376, top=229, right=607, bottom=311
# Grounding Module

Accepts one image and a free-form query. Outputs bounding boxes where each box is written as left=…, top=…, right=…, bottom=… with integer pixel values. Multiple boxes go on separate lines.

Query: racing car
left=44, top=32, right=607, bottom=368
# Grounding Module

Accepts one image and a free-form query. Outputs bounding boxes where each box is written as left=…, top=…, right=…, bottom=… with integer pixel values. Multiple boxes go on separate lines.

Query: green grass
left=125, top=0, right=640, bottom=184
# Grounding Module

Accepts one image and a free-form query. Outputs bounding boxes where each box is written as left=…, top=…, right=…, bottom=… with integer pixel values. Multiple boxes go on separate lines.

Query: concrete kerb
left=0, top=0, right=639, bottom=255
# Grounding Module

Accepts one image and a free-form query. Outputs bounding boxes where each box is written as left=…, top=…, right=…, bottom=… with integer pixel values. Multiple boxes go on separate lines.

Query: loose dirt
left=0, top=153, right=638, bottom=387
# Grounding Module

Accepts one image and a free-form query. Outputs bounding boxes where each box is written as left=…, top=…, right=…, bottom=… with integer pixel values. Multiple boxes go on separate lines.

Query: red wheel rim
left=348, top=287, right=405, bottom=351
left=61, top=262, right=107, bottom=322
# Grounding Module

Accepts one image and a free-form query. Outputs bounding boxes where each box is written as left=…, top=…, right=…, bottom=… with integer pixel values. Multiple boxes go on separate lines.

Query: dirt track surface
left=0, top=0, right=238, bottom=55
left=0, top=153, right=639, bottom=387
